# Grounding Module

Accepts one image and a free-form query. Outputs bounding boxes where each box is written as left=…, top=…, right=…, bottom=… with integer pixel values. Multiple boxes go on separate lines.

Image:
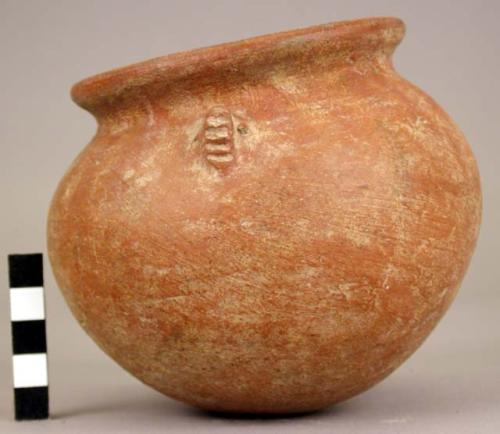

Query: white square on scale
left=12, top=354, right=48, bottom=388
left=10, top=287, right=45, bottom=321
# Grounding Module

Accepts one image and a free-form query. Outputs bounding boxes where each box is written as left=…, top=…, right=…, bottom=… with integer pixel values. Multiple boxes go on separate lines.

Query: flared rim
left=71, top=16, right=405, bottom=110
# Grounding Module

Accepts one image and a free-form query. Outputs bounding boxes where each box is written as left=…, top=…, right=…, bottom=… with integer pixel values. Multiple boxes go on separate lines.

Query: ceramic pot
left=48, top=17, right=481, bottom=414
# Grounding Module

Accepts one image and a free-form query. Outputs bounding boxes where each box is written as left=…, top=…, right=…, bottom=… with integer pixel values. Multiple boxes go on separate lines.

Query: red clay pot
left=48, top=17, right=481, bottom=413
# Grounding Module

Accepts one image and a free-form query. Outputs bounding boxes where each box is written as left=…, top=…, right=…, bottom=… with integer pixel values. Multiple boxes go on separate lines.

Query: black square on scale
left=14, top=386, right=49, bottom=420
left=8, top=254, right=44, bottom=288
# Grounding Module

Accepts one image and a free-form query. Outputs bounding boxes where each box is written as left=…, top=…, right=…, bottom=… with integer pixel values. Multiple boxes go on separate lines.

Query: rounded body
left=48, top=17, right=481, bottom=413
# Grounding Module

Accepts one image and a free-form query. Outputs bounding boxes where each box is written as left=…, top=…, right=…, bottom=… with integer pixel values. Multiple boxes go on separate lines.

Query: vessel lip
left=71, top=16, right=405, bottom=110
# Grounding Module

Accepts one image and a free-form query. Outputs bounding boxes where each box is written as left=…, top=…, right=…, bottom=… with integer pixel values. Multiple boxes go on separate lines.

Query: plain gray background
left=1, top=0, right=499, bottom=432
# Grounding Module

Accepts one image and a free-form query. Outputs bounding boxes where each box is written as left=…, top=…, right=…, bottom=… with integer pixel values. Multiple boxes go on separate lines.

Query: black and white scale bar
left=8, top=254, right=49, bottom=421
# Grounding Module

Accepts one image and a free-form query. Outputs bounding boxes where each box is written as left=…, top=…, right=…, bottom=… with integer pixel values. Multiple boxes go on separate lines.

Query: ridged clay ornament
left=48, top=17, right=481, bottom=414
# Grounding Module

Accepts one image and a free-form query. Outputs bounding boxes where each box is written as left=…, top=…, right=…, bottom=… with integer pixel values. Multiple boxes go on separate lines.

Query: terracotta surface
left=47, top=17, right=481, bottom=414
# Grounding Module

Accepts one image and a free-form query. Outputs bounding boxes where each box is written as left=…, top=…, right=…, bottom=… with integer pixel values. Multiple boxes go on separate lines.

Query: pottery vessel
left=48, top=17, right=481, bottom=413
